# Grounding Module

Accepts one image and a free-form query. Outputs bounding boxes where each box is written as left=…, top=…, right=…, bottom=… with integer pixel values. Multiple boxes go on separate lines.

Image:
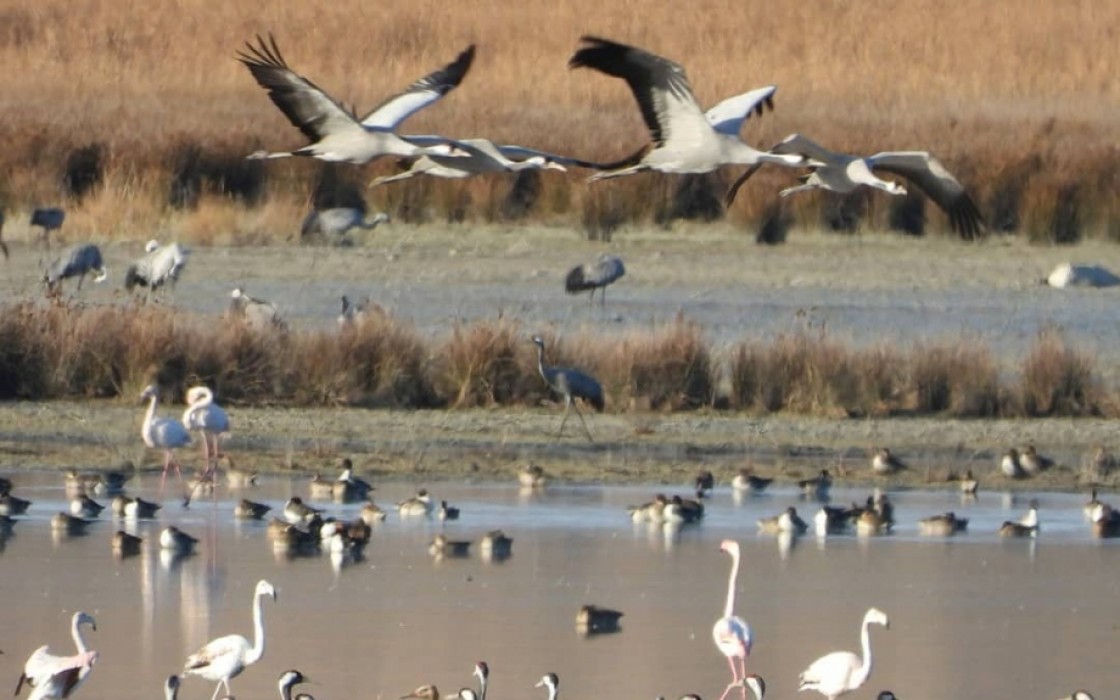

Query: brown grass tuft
left=434, top=319, right=529, bottom=408
left=1019, top=327, right=1100, bottom=416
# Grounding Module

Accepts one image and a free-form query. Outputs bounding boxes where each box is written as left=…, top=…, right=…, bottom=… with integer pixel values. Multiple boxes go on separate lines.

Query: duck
left=958, top=469, right=979, bottom=495
left=998, top=501, right=1039, bottom=538
left=112, top=530, right=143, bottom=558
left=758, top=506, right=809, bottom=535
left=160, top=526, right=199, bottom=554
left=224, top=458, right=258, bottom=489
left=437, top=500, right=460, bottom=521
left=575, top=604, right=623, bottom=634
left=798, top=470, right=832, bottom=500
left=397, top=489, right=434, bottom=517
left=283, top=497, right=323, bottom=525
left=1083, top=488, right=1109, bottom=522
left=95, top=471, right=131, bottom=496
left=429, top=534, right=471, bottom=558
left=869, top=489, right=895, bottom=529
left=694, top=470, right=715, bottom=498
left=69, top=494, right=105, bottom=519
left=64, top=470, right=104, bottom=496
left=335, top=459, right=374, bottom=498
left=360, top=501, right=388, bottom=525
left=871, top=448, right=907, bottom=475
left=1019, top=444, right=1054, bottom=475
left=518, top=465, right=548, bottom=488
left=111, top=495, right=161, bottom=519
left=308, top=473, right=335, bottom=500
left=814, top=506, right=853, bottom=536
left=664, top=495, right=704, bottom=524
left=51, top=512, right=93, bottom=535
left=0, top=475, right=12, bottom=496
left=732, top=468, right=773, bottom=493
left=855, top=508, right=889, bottom=536
left=628, top=494, right=669, bottom=523
left=1089, top=507, right=1120, bottom=538
left=0, top=493, right=32, bottom=516
left=271, top=524, right=320, bottom=557
left=480, top=530, right=513, bottom=561
left=234, top=499, right=272, bottom=520
left=999, top=448, right=1025, bottom=479
left=918, top=512, right=969, bottom=536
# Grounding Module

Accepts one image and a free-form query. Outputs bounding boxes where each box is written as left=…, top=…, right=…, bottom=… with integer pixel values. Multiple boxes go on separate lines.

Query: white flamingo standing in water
left=140, top=384, right=191, bottom=491
left=15, top=611, right=98, bottom=700
left=798, top=607, right=890, bottom=700
left=713, top=539, right=753, bottom=700
left=182, top=386, right=230, bottom=477
left=183, top=579, right=277, bottom=700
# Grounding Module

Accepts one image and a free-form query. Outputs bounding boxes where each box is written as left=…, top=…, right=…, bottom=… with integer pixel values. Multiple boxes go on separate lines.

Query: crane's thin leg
left=588, top=288, right=595, bottom=306
left=601, top=286, right=607, bottom=308
left=573, top=401, right=594, bottom=443
left=557, top=396, right=571, bottom=437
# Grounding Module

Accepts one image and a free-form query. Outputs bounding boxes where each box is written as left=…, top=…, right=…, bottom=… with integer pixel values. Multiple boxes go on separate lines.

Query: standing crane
left=565, top=254, right=625, bottom=307
left=44, top=244, right=108, bottom=296
left=530, top=335, right=604, bottom=442
left=124, top=240, right=190, bottom=295
left=31, top=208, right=66, bottom=250
left=229, top=288, right=286, bottom=331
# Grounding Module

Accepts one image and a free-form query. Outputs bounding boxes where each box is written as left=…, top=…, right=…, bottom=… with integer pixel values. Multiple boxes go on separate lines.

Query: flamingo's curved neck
left=192, top=388, right=214, bottom=407
left=246, top=589, right=268, bottom=665
left=72, top=616, right=91, bottom=654
left=853, top=616, right=874, bottom=688
left=478, top=676, right=487, bottom=700
left=723, top=547, right=740, bottom=618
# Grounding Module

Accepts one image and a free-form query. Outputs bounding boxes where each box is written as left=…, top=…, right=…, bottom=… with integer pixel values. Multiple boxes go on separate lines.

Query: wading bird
left=44, top=244, right=107, bottom=295
left=15, top=611, right=98, bottom=700
left=370, top=138, right=586, bottom=187
left=182, top=386, right=230, bottom=475
left=565, top=254, right=625, bottom=307
left=301, top=208, right=389, bottom=241
left=183, top=579, right=277, bottom=700
left=139, top=385, right=191, bottom=491
left=124, top=240, right=190, bottom=296
left=31, top=207, right=65, bottom=249
left=798, top=607, right=890, bottom=700
left=713, top=539, right=752, bottom=700
left=531, top=335, right=604, bottom=441
left=567, top=37, right=802, bottom=184
left=277, top=670, right=309, bottom=700
left=726, top=133, right=985, bottom=239
left=473, top=662, right=489, bottom=700
left=575, top=604, right=624, bottom=635
left=239, top=34, right=474, bottom=164
left=229, top=288, right=285, bottom=331
left=535, top=674, right=560, bottom=700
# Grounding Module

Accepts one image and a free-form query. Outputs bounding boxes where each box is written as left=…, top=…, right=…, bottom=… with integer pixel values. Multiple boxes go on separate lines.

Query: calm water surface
left=2, top=473, right=1116, bottom=700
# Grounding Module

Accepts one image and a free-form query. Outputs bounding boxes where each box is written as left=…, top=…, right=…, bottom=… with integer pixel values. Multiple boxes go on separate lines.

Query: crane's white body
left=798, top=607, right=889, bottom=700
left=184, top=580, right=276, bottom=700
left=125, top=240, right=189, bottom=294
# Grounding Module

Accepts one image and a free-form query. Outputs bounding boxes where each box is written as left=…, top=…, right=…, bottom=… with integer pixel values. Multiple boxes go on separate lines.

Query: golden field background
left=0, top=0, right=1116, bottom=241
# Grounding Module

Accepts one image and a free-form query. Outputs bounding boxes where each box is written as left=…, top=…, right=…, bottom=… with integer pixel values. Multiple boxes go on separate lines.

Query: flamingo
left=183, top=579, right=277, bottom=700
left=182, top=386, right=230, bottom=477
left=798, top=607, right=890, bottom=700
left=15, top=611, right=98, bottom=700
left=140, top=385, right=191, bottom=491
left=713, top=539, right=753, bottom=700
left=473, top=662, right=489, bottom=700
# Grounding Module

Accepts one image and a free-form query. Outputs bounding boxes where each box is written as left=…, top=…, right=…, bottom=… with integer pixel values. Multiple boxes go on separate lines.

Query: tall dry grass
left=0, top=1, right=1116, bottom=239
left=1, top=303, right=1116, bottom=419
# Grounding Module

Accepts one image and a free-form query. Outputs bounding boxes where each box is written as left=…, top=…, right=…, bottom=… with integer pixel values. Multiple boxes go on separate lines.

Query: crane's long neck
left=143, top=394, right=158, bottom=442
left=72, top=618, right=90, bottom=655
left=247, top=589, right=268, bottom=664
left=535, top=344, right=548, bottom=381
left=723, top=548, right=740, bottom=618
left=854, top=617, right=874, bottom=688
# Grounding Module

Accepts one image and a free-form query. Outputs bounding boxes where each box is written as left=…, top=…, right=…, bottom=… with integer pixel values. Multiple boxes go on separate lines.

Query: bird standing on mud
left=531, top=335, right=604, bottom=441
left=565, top=254, right=625, bottom=307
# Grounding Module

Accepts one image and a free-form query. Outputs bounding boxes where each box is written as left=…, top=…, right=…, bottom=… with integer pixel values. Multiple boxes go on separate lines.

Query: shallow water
left=1, top=472, right=1116, bottom=700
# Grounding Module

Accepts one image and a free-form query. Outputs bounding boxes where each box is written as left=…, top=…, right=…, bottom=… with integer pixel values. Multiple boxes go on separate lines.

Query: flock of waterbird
left=0, top=440, right=1107, bottom=700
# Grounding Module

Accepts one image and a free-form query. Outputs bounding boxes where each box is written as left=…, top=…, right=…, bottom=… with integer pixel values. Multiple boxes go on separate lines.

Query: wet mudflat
left=1, top=471, right=1116, bottom=700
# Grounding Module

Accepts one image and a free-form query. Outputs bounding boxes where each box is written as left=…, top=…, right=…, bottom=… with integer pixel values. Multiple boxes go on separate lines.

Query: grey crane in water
left=725, top=133, right=985, bottom=239
left=239, top=34, right=474, bottom=164
left=31, top=207, right=66, bottom=249
left=567, top=36, right=803, bottom=182
left=531, top=335, right=604, bottom=442
left=44, top=243, right=108, bottom=295
left=300, top=208, right=389, bottom=242
left=229, top=288, right=286, bottom=331
left=565, top=254, right=625, bottom=306
left=125, top=240, right=190, bottom=295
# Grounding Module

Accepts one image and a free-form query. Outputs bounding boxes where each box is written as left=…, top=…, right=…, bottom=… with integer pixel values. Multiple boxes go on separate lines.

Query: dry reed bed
left=0, top=303, right=1110, bottom=419
left=0, top=1, right=1117, bottom=240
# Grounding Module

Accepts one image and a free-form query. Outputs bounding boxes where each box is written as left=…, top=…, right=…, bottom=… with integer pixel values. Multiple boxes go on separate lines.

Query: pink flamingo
left=140, top=385, right=191, bottom=492
left=713, top=539, right=753, bottom=700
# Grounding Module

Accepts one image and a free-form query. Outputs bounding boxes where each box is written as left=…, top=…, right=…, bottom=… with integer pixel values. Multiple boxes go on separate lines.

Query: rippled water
left=2, top=472, right=1116, bottom=700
